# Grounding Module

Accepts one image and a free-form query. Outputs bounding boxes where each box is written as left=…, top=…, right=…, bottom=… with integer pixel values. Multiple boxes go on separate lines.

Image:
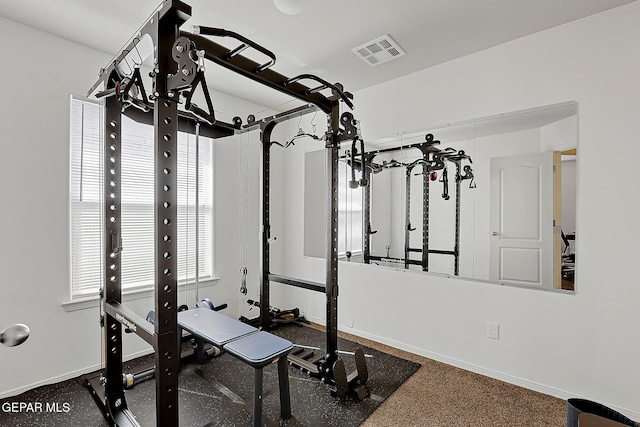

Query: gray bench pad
left=223, top=331, right=293, bottom=365
left=178, top=308, right=257, bottom=346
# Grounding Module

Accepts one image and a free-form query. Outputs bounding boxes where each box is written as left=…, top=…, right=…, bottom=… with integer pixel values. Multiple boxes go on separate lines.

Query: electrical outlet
left=487, top=322, right=500, bottom=340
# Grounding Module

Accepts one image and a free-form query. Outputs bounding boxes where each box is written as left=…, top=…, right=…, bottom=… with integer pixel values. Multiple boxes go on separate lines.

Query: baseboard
left=0, top=348, right=155, bottom=400
left=320, top=318, right=640, bottom=421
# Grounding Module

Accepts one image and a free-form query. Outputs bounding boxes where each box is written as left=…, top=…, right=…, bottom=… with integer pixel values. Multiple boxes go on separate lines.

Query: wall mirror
left=304, top=102, right=577, bottom=291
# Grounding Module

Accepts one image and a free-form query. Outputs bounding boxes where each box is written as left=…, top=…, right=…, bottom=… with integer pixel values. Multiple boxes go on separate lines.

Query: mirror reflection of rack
left=343, top=133, right=475, bottom=273
left=305, top=101, right=578, bottom=292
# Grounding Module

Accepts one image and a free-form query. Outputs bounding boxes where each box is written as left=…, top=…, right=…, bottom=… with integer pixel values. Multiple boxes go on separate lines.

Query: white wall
left=0, top=17, right=268, bottom=398
left=272, top=1, right=640, bottom=418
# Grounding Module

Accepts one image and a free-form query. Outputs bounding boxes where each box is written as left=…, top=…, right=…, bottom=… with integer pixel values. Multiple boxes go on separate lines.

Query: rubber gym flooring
left=0, top=323, right=420, bottom=426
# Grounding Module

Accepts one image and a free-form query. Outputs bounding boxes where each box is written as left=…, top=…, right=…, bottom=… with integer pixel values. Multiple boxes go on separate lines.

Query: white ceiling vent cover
left=352, top=34, right=405, bottom=67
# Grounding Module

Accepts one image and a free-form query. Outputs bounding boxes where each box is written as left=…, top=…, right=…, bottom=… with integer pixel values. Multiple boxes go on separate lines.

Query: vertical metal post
left=152, top=6, right=187, bottom=425
left=277, top=357, right=292, bottom=419
left=103, top=91, right=126, bottom=417
left=325, top=104, right=340, bottom=371
left=404, top=166, right=412, bottom=269
left=195, top=122, right=200, bottom=305
left=260, top=122, right=275, bottom=330
left=454, top=161, right=462, bottom=275
left=422, top=152, right=430, bottom=272
left=362, top=163, right=372, bottom=264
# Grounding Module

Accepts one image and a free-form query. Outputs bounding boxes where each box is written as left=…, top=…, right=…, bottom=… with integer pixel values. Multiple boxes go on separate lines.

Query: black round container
left=566, top=398, right=636, bottom=427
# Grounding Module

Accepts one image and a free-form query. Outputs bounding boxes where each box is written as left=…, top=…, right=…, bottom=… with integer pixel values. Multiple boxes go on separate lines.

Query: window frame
left=68, top=95, right=215, bottom=304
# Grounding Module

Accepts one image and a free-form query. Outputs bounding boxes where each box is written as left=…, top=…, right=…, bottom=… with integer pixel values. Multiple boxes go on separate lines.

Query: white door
left=489, top=152, right=554, bottom=287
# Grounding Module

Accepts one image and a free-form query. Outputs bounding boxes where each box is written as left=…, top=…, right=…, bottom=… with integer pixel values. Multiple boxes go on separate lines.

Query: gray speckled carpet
left=0, top=324, right=420, bottom=427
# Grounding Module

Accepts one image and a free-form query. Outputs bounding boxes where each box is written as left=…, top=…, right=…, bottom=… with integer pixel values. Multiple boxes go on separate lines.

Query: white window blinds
left=70, top=97, right=213, bottom=299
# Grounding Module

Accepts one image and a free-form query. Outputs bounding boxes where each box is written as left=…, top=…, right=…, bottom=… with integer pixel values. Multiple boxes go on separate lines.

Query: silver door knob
left=490, top=231, right=498, bottom=236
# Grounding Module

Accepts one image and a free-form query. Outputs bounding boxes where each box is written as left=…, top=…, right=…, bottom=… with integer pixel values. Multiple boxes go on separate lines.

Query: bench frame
left=178, top=308, right=292, bottom=427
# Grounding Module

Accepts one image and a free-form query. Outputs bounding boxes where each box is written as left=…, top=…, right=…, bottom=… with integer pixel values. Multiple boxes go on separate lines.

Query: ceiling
left=0, top=0, right=634, bottom=111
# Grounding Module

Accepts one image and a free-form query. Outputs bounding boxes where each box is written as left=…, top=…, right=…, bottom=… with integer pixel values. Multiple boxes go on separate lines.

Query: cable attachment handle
left=240, top=266, right=248, bottom=295
left=440, top=167, right=450, bottom=200
left=367, top=223, right=378, bottom=235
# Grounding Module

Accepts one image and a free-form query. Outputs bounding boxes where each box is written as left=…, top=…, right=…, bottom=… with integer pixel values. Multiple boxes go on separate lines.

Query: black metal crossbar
left=268, top=274, right=326, bottom=293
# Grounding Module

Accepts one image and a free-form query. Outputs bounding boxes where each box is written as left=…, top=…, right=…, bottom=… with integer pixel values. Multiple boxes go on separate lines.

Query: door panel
left=490, top=152, right=553, bottom=287
left=501, top=165, right=541, bottom=239
left=500, top=247, right=540, bottom=283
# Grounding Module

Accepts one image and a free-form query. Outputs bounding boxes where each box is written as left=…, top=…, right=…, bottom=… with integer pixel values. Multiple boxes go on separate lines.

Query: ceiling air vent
left=352, top=34, right=405, bottom=67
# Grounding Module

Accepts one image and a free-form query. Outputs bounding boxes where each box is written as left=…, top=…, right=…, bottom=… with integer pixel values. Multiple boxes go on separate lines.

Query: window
left=70, top=97, right=213, bottom=299
left=303, top=150, right=363, bottom=259
left=338, top=161, right=363, bottom=257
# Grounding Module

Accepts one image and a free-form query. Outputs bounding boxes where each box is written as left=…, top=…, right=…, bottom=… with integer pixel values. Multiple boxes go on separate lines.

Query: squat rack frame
left=361, top=137, right=474, bottom=274
left=86, top=1, right=360, bottom=426
left=258, top=110, right=362, bottom=386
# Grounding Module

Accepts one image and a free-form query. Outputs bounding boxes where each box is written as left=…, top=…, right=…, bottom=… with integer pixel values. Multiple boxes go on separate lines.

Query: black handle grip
left=367, top=223, right=378, bottom=235
left=284, top=74, right=354, bottom=109
left=194, top=26, right=276, bottom=73
left=188, top=104, right=215, bottom=126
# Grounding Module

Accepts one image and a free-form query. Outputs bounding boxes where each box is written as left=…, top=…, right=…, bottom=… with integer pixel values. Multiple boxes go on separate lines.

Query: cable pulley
left=240, top=266, right=248, bottom=295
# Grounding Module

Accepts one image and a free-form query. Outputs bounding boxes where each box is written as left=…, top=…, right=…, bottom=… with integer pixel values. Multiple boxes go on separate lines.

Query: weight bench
left=178, top=308, right=292, bottom=427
